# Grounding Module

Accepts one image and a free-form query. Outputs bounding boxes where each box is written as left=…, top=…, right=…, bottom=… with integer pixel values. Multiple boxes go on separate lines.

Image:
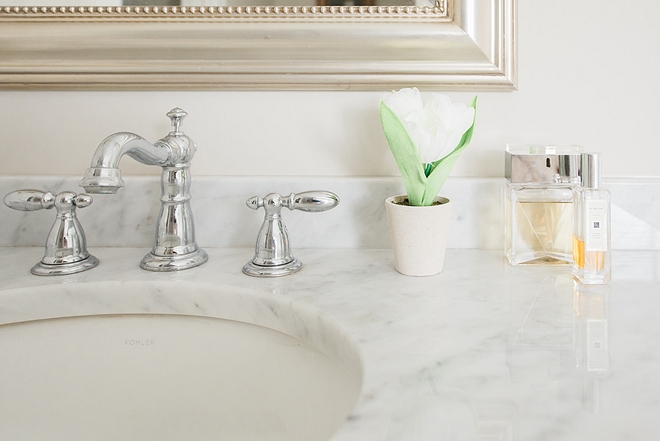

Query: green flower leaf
left=423, top=95, right=478, bottom=206
left=379, top=102, right=427, bottom=206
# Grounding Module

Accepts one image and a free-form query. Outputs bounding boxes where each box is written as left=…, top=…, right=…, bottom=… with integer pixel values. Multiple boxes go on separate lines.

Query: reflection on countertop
left=0, top=247, right=658, bottom=441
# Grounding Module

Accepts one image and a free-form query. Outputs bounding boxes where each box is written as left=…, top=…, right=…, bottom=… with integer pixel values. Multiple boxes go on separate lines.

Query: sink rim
left=0, top=280, right=364, bottom=392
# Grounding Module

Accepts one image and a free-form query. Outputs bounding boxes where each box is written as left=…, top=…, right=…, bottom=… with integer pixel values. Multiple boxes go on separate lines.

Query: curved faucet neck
left=88, top=132, right=168, bottom=169
left=88, top=128, right=197, bottom=169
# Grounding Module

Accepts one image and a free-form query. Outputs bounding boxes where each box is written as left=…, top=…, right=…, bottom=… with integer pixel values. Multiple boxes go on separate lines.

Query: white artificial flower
left=383, top=88, right=476, bottom=164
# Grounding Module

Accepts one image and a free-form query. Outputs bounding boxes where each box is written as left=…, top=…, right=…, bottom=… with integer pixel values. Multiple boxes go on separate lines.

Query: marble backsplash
left=1, top=176, right=658, bottom=250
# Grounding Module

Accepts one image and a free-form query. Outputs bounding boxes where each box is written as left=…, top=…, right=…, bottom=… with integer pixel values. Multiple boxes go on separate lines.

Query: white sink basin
left=0, top=282, right=363, bottom=441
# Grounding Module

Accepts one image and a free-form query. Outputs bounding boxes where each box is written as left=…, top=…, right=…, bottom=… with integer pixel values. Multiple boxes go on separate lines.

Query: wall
left=1, top=0, right=659, bottom=180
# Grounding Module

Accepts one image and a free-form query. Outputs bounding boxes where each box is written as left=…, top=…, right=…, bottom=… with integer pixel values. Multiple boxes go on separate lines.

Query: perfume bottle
left=573, top=153, right=611, bottom=284
left=504, top=144, right=582, bottom=265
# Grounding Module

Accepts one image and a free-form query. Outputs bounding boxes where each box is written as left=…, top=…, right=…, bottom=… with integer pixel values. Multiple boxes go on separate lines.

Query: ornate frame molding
left=0, top=0, right=516, bottom=90
left=0, top=4, right=445, bottom=16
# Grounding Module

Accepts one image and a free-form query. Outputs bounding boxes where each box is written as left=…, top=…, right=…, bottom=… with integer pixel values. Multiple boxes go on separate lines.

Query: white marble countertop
left=1, top=247, right=659, bottom=440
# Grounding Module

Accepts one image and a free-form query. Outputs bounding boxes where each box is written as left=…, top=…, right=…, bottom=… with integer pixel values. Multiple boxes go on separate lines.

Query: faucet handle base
left=31, top=255, right=99, bottom=277
left=140, top=248, right=208, bottom=272
left=242, top=258, right=302, bottom=278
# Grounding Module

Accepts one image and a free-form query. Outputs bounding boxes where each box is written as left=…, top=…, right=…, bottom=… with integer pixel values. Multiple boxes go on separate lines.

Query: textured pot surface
left=385, top=195, right=452, bottom=276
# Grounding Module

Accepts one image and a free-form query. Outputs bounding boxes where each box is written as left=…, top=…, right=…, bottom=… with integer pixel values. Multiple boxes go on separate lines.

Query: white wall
left=2, top=0, right=659, bottom=179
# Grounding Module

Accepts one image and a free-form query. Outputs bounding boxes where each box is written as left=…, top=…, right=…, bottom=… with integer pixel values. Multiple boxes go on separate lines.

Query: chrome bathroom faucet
left=79, top=107, right=208, bottom=272
left=4, top=190, right=99, bottom=276
left=243, top=191, right=339, bottom=277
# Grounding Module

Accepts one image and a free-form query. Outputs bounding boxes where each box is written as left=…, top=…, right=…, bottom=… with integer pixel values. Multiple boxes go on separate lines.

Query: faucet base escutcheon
left=140, top=248, right=208, bottom=272
left=242, top=258, right=302, bottom=278
left=32, top=255, right=100, bottom=277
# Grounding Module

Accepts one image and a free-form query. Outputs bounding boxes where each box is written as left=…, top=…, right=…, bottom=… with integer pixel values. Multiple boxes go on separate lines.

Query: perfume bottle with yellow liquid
left=573, top=153, right=611, bottom=284
left=504, top=144, right=582, bottom=265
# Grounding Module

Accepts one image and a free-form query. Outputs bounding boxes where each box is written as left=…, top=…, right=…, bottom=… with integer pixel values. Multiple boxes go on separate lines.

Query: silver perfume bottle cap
left=505, top=144, right=583, bottom=184
left=581, top=153, right=602, bottom=189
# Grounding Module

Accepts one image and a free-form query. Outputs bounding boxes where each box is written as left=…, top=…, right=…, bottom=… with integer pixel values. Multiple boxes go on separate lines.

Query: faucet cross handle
left=4, top=190, right=99, bottom=276
left=243, top=191, right=339, bottom=278
left=166, top=107, right=188, bottom=134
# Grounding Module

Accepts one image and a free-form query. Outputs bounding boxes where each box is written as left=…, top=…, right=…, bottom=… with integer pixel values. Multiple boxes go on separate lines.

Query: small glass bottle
left=573, top=153, right=611, bottom=284
left=504, top=144, right=582, bottom=265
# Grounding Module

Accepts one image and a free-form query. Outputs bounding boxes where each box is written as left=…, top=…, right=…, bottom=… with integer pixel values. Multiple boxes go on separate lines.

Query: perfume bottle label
left=585, top=199, right=608, bottom=252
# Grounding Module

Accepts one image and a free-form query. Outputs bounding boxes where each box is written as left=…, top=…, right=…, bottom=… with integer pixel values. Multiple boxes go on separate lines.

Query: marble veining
left=1, top=247, right=659, bottom=440
left=1, top=176, right=659, bottom=251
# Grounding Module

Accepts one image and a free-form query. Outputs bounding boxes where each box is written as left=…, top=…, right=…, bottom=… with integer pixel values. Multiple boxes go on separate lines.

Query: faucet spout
left=79, top=108, right=207, bottom=272
left=80, top=132, right=172, bottom=194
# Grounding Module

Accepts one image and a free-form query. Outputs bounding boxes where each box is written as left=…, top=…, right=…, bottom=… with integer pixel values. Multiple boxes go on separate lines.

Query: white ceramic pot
left=385, top=195, right=452, bottom=277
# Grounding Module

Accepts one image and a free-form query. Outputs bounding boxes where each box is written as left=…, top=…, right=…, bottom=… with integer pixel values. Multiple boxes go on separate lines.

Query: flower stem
left=424, top=163, right=433, bottom=177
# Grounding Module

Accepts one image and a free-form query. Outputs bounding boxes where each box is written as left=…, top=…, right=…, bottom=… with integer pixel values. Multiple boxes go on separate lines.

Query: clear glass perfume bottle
left=573, top=153, right=611, bottom=284
left=504, top=144, right=582, bottom=265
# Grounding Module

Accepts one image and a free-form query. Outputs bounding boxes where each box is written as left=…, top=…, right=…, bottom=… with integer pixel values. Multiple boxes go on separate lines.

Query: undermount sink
left=0, top=281, right=363, bottom=441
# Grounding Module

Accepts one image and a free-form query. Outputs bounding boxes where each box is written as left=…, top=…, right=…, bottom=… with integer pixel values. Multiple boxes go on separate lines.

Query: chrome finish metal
left=581, top=153, right=602, bottom=189
left=80, top=107, right=208, bottom=272
left=243, top=191, right=339, bottom=277
left=505, top=144, right=583, bottom=184
left=3, top=190, right=99, bottom=276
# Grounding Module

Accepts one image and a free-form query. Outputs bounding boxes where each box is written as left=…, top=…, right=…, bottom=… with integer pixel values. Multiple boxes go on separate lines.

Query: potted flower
left=380, top=88, right=477, bottom=276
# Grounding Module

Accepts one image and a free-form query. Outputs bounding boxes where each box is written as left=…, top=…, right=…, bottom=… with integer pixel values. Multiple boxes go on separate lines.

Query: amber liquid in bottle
left=573, top=235, right=605, bottom=271
left=573, top=185, right=610, bottom=283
